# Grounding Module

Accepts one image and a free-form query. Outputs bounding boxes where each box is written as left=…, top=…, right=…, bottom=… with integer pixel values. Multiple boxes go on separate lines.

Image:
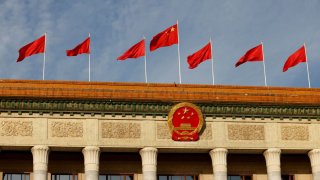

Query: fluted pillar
left=209, top=148, right=228, bottom=180
left=139, top=147, right=158, bottom=180
left=31, top=145, right=50, bottom=180
left=82, top=146, right=100, bottom=180
left=309, top=149, right=320, bottom=180
left=263, top=148, right=281, bottom=180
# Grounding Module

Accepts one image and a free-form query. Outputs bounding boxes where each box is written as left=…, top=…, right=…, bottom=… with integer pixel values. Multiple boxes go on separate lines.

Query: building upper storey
left=0, top=79, right=319, bottom=105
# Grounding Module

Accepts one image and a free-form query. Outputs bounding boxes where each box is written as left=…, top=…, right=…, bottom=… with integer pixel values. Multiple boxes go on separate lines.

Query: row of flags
left=16, top=23, right=311, bottom=86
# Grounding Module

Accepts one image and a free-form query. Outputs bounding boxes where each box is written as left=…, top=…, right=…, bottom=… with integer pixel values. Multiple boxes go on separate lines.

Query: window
left=227, top=175, right=252, bottom=180
left=282, top=175, right=294, bottom=180
left=158, top=175, right=198, bottom=180
left=51, top=174, right=78, bottom=180
left=99, top=175, right=133, bottom=180
left=3, top=174, right=30, bottom=180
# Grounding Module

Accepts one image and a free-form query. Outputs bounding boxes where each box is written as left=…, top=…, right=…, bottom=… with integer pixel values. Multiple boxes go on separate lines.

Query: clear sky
left=0, top=0, right=319, bottom=88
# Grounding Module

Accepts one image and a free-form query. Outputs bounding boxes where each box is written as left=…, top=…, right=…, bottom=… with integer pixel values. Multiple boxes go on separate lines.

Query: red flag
left=17, top=35, right=45, bottom=62
left=283, top=46, right=306, bottom=72
left=117, top=40, right=145, bottom=60
left=66, top=37, right=90, bottom=56
left=235, top=44, right=264, bottom=67
left=187, top=42, right=212, bottom=69
left=150, top=24, right=178, bottom=52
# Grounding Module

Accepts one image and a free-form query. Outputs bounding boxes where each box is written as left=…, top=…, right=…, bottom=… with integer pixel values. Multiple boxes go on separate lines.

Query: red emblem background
left=168, top=102, right=204, bottom=141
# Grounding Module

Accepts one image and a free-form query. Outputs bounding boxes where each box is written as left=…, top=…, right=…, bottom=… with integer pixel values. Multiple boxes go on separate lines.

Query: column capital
left=263, top=148, right=281, bottom=180
left=139, top=147, right=158, bottom=180
left=209, top=148, right=228, bottom=180
left=309, top=149, right=320, bottom=174
left=139, top=147, right=158, bottom=168
left=31, top=145, right=50, bottom=171
left=82, top=146, right=100, bottom=172
left=209, top=148, right=228, bottom=171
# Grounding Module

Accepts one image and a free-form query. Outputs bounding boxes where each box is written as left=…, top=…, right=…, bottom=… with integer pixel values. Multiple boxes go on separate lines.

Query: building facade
left=0, top=80, right=320, bottom=180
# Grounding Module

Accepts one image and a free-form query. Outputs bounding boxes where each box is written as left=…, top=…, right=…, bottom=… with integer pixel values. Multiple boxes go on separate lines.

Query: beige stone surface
left=253, top=174, right=267, bottom=180
left=281, top=125, right=309, bottom=141
left=199, top=174, right=212, bottom=180
left=294, top=174, right=312, bottom=180
left=101, top=122, right=140, bottom=139
left=51, top=121, right=83, bottom=138
left=0, top=120, right=32, bottom=137
left=0, top=114, right=319, bottom=151
left=227, top=124, right=265, bottom=140
left=156, top=122, right=171, bottom=140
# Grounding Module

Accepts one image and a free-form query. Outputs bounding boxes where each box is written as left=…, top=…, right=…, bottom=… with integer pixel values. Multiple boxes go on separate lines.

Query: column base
left=85, top=170, right=99, bottom=180
left=267, top=171, right=281, bottom=180
left=143, top=171, right=156, bottom=180
left=313, top=172, right=320, bottom=180
left=214, top=171, right=227, bottom=180
left=33, top=170, right=47, bottom=180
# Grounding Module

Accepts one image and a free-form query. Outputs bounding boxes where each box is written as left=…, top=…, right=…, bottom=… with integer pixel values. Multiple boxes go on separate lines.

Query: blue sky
left=0, top=0, right=319, bottom=88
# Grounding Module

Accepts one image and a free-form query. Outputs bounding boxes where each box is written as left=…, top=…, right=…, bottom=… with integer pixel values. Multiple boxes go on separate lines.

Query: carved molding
left=228, top=124, right=265, bottom=140
left=101, top=122, right=140, bottom=139
left=1, top=99, right=320, bottom=118
left=156, top=123, right=171, bottom=139
left=0, top=120, right=32, bottom=136
left=201, top=125, right=213, bottom=140
left=264, top=148, right=281, bottom=172
left=281, top=125, right=309, bottom=141
left=31, top=145, right=50, bottom=171
left=51, top=121, right=83, bottom=138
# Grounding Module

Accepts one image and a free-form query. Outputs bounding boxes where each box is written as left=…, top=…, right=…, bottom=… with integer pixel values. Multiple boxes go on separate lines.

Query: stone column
left=308, top=149, right=320, bottom=180
left=263, top=148, right=281, bottom=180
left=209, top=148, right=228, bottom=180
left=31, top=145, right=50, bottom=180
left=139, top=147, right=158, bottom=180
left=82, top=146, right=100, bottom=180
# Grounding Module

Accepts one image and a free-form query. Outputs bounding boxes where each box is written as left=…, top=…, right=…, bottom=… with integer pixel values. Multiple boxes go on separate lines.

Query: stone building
left=0, top=79, right=319, bottom=180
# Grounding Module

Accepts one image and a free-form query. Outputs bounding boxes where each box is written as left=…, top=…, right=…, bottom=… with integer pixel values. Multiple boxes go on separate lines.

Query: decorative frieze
left=51, top=121, right=83, bottom=137
left=281, top=125, right=309, bottom=141
left=0, top=120, right=32, bottom=136
left=201, top=125, right=213, bottom=140
left=156, top=123, right=171, bottom=139
left=228, top=124, right=265, bottom=140
left=101, top=122, right=140, bottom=139
left=1, top=99, right=320, bottom=118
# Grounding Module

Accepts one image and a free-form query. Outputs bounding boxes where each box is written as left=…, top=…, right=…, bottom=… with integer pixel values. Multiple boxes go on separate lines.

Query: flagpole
left=143, top=35, right=148, bottom=83
left=177, top=20, right=182, bottom=84
left=261, top=42, right=267, bottom=86
left=88, top=33, right=91, bottom=82
left=210, top=38, right=214, bottom=85
left=43, top=32, right=46, bottom=80
left=304, top=43, right=311, bottom=88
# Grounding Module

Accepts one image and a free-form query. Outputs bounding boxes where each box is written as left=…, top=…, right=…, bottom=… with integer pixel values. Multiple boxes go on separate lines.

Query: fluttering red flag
left=66, top=37, right=90, bottom=56
left=17, top=35, right=45, bottom=62
left=187, top=42, right=212, bottom=69
left=283, top=46, right=306, bottom=72
left=235, top=44, right=264, bottom=67
left=117, top=40, right=145, bottom=60
left=150, top=24, right=178, bottom=52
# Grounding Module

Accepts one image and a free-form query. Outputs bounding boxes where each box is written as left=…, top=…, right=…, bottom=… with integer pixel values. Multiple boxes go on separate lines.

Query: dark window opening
left=51, top=174, right=78, bottom=180
left=3, top=174, right=30, bottom=180
left=227, top=175, right=252, bottom=180
left=99, top=174, right=133, bottom=180
left=158, top=175, right=198, bottom=180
